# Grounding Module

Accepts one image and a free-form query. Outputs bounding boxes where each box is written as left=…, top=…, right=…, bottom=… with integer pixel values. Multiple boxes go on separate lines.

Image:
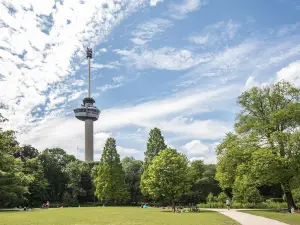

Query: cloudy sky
left=1, top=0, right=300, bottom=163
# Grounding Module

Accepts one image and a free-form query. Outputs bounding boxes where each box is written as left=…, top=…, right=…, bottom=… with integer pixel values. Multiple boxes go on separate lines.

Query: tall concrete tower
left=74, top=47, right=100, bottom=162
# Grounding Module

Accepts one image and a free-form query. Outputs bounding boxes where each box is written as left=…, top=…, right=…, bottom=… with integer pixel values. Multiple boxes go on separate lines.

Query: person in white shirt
left=226, top=198, right=231, bottom=210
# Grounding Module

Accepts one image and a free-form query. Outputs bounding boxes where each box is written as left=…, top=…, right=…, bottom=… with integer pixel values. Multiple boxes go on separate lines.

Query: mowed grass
left=242, top=210, right=300, bottom=225
left=1, top=207, right=240, bottom=225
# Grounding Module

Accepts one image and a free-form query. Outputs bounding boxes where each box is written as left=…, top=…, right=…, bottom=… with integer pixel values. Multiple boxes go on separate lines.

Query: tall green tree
left=144, top=127, right=167, bottom=170
left=0, top=130, right=31, bottom=207
left=94, top=138, right=129, bottom=205
left=141, top=128, right=167, bottom=196
left=141, top=148, right=189, bottom=212
left=121, top=157, right=143, bottom=204
left=64, top=161, right=98, bottom=204
left=23, top=158, right=48, bottom=206
left=217, top=81, right=300, bottom=210
left=64, top=161, right=84, bottom=204
left=39, top=148, right=76, bottom=202
left=183, top=160, right=205, bottom=204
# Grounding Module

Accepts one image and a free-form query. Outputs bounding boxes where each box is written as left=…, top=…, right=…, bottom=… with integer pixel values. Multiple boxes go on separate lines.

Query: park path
left=201, top=208, right=289, bottom=225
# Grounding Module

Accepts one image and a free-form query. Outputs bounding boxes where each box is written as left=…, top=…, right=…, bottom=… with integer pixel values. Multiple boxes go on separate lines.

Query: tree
left=39, top=148, right=76, bottom=202
left=201, top=164, right=222, bottom=198
left=94, top=138, right=129, bottom=205
left=141, top=148, right=189, bottom=212
left=121, top=157, right=143, bottom=204
left=144, top=127, right=167, bottom=170
left=14, top=145, right=39, bottom=161
left=141, top=128, right=167, bottom=196
left=232, top=175, right=262, bottom=204
left=217, top=81, right=300, bottom=210
left=79, top=162, right=98, bottom=203
left=183, top=160, right=205, bottom=204
left=0, top=130, right=31, bottom=207
left=64, top=161, right=84, bottom=204
left=23, top=158, right=48, bottom=206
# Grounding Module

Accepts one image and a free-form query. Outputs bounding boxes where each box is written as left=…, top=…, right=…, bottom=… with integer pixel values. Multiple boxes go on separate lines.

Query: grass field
left=1, top=207, right=240, bottom=225
left=242, top=210, right=300, bottom=225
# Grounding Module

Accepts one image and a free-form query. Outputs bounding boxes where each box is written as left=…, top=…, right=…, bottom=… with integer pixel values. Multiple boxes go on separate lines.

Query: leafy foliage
left=216, top=81, right=300, bottom=210
left=121, top=157, right=143, bottom=204
left=141, top=148, right=189, bottom=211
left=39, top=148, right=76, bottom=202
left=94, top=138, right=129, bottom=204
left=0, top=130, right=31, bottom=207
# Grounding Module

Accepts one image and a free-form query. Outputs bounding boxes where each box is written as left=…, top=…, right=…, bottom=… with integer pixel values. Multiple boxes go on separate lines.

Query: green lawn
left=1, top=207, right=240, bottom=225
left=242, top=210, right=300, bottom=225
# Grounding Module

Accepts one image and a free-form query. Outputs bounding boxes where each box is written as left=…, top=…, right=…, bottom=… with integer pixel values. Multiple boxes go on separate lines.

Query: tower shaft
left=85, top=119, right=94, bottom=162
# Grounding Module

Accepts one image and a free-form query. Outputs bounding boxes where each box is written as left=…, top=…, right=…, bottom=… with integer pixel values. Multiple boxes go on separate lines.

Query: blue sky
left=1, top=0, right=300, bottom=163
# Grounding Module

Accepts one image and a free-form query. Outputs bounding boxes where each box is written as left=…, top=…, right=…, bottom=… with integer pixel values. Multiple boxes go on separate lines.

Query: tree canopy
left=94, top=138, right=129, bottom=204
left=141, top=148, right=189, bottom=211
left=216, top=81, right=300, bottom=210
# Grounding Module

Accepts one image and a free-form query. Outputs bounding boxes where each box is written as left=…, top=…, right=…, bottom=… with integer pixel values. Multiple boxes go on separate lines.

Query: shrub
left=292, top=188, right=300, bottom=204
left=206, top=193, right=215, bottom=203
left=217, top=192, right=227, bottom=203
left=198, top=201, right=286, bottom=209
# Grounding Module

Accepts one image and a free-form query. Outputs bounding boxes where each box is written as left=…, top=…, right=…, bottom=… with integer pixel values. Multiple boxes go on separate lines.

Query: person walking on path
left=226, top=198, right=231, bottom=210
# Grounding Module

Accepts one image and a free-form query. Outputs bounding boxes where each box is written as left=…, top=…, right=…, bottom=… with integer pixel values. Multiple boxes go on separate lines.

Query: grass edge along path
left=0, top=207, right=241, bottom=225
left=241, top=210, right=300, bottom=225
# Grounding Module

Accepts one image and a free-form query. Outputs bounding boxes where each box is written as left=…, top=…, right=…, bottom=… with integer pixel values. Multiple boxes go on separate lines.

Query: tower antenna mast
left=86, top=47, right=92, bottom=98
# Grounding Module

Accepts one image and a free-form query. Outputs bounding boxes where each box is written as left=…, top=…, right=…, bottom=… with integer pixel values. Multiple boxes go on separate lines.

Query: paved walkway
left=201, top=208, right=289, bottom=225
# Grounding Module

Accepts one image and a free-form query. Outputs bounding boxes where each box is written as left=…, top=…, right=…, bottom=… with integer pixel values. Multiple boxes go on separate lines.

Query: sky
left=1, top=0, right=300, bottom=164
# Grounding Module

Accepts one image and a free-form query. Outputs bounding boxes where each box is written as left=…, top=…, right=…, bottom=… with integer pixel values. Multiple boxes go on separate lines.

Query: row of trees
left=0, top=121, right=221, bottom=208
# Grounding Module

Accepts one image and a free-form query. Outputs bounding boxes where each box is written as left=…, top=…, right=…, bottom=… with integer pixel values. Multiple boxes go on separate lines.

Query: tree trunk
left=172, top=200, right=175, bottom=213
left=281, top=183, right=298, bottom=211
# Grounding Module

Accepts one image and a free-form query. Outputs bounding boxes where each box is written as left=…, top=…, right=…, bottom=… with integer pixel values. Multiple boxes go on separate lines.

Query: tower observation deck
left=74, top=47, right=100, bottom=162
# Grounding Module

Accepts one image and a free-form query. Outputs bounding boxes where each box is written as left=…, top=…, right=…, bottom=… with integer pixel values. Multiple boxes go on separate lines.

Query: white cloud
left=188, top=20, right=240, bottom=46
left=244, top=76, right=259, bottom=90
left=188, top=35, right=209, bottom=45
left=190, top=156, right=216, bottom=164
left=96, top=75, right=125, bottom=92
left=117, top=146, right=143, bottom=159
left=276, top=60, right=300, bottom=88
left=277, top=22, right=300, bottom=37
left=182, top=140, right=218, bottom=164
left=168, top=0, right=207, bottom=20
left=181, top=140, right=209, bottom=155
left=150, top=0, right=164, bottom=6
left=131, top=18, right=172, bottom=45
left=92, top=62, right=120, bottom=70
left=95, top=84, right=237, bottom=140
left=115, top=47, right=211, bottom=70
left=95, top=48, right=108, bottom=56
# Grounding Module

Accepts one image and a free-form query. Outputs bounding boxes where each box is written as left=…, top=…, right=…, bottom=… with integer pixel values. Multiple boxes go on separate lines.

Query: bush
left=206, top=193, right=214, bottom=203
left=266, top=198, right=284, bottom=203
left=217, top=192, right=227, bottom=203
left=292, top=188, right=300, bottom=204
left=198, top=201, right=286, bottom=209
